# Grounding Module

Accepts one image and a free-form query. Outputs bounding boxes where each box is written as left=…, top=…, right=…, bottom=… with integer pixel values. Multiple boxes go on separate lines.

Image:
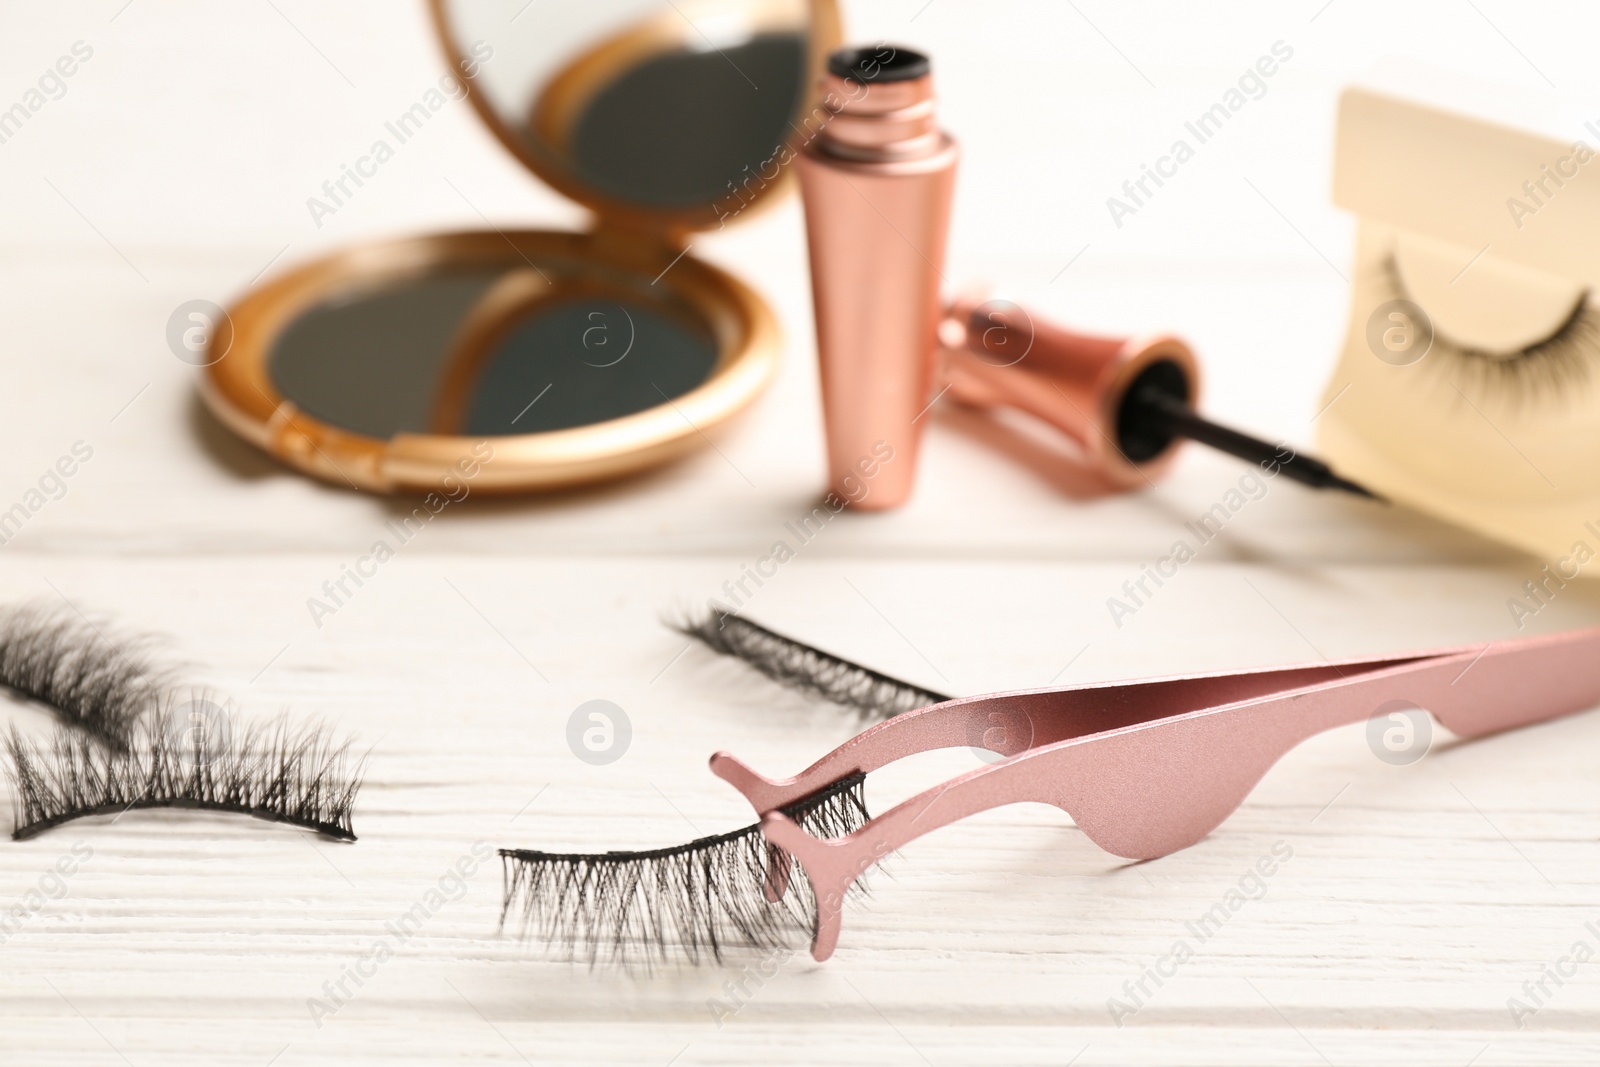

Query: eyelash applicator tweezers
left=706, top=625, right=1600, bottom=960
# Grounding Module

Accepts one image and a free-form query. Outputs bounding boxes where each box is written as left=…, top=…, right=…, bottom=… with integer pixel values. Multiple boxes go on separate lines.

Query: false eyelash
left=5, top=706, right=365, bottom=842
left=499, top=772, right=870, bottom=967
left=1384, top=255, right=1600, bottom=401
left=674, top=609, right=949, bottom=722
left=0, top=605, right=168, bottom=751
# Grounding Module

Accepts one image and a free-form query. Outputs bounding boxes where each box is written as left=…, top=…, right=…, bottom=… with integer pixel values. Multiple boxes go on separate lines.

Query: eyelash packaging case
left=1318, top=63, right=1600, bottom=570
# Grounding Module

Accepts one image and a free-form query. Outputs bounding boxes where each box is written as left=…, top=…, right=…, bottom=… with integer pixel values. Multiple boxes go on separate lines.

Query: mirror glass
left=440, top=0, right=812, bottom=213
left=455, top=295, right=717, bottom=435
left=269, top=271, right=718, bottom=439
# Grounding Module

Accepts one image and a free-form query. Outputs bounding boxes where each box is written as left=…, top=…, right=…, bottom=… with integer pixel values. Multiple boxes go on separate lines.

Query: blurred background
left=0, top=0, right=1591, bottom=565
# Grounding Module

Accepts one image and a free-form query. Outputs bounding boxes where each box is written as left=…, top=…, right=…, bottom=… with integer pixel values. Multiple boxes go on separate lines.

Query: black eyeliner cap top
left=826, top=44, right=931, bottom=84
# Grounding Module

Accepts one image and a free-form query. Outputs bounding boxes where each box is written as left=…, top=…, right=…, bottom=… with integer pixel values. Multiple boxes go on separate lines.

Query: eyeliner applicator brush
left=1120, top=382, right=1383, bottom=500
left=937, top=297, right=1384, bottom=501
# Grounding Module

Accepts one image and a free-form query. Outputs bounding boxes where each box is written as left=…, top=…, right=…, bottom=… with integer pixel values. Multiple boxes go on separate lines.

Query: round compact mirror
left=201, top=0, right=841, bottom=493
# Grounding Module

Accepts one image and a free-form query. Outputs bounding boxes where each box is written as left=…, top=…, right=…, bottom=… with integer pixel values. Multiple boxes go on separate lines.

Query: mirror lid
left=427, top=0, right=843, bottom=238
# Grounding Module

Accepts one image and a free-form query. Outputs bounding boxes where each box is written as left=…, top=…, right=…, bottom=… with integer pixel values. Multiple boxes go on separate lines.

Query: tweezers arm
left=711, top=658, right=1382, bottom=811
left=709, top=700, right=993, bottom=813
left=751, top=626, right=1600, bottom=960
left=719, top=627, right=1600, bottom=815
left=761, top=690, right=1349, bottom=960
left=760, top=749, right=1073, bottom=960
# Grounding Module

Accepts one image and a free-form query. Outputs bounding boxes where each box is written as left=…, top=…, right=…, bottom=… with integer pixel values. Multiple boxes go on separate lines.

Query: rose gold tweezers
left=709, top=627, right=1600, bottom=960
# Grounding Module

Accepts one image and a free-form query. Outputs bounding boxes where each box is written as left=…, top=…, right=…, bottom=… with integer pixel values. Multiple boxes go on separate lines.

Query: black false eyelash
left=0, top=605, right=167, bottom=751
left=674, top=609, right=949, bottom=722
left=5, top=708, right=365, bottom=842
left=1384, top=256, right=1600, bottom=401
left=500, top=772, right=870, bottom=967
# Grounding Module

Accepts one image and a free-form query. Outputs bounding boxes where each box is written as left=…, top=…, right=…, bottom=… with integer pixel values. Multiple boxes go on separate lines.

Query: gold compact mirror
left=202, top=0, right=841, bottom=493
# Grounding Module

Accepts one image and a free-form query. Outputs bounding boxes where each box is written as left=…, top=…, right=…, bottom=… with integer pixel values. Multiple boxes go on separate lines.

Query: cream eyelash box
left=1317, top=62, right=1600, bottom=582
left=1334, top=65, right=1600, bottom=279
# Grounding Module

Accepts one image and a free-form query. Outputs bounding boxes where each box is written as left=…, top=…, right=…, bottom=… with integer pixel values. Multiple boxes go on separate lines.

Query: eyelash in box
left=1386, top=256, right=1600, bottom=402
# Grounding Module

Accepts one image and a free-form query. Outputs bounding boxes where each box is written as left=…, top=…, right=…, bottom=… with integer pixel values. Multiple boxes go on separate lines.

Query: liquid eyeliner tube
left=797, top=44, right=958, bottom=509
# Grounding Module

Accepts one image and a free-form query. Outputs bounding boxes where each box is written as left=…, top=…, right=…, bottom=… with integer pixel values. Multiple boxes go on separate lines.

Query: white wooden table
left=3, top=2, right=1599, bottom=1063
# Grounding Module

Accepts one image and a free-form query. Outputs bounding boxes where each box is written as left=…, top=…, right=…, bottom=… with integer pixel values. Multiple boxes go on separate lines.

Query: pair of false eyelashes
left=0, top=606, right=363, bottom=842
left=0, top=602, right=911, bottom=966
left=502, top=610, right=948, bottom=967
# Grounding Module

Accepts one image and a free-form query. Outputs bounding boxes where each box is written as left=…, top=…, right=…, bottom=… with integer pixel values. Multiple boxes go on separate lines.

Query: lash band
left=10, top=797, right=358, bottom=842
left=498, top=770, right=866, bottom=866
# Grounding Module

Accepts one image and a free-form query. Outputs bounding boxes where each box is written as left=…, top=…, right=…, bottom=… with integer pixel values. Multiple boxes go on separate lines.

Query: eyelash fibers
left=6, top=710, right=364, bottom=842
left=0, top=604, right=164, bottom=751
left=0, top=602, right=366, bottom=840
left=674, top=610, right=947, bottom=722
left=499, top=773, right=869, bottom=967
left=1385, top=256, right=1600, bottom=403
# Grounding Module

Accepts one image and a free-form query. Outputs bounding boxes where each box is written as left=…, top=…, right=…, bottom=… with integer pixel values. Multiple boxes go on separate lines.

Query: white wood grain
left=1, top=558, right=1598, bottom=1065
left=4, top=0, right=1600, bottom=1063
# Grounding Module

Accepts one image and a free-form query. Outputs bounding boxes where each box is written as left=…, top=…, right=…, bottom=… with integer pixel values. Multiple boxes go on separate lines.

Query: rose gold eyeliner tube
left=796, top=45, right=958, bottom=509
